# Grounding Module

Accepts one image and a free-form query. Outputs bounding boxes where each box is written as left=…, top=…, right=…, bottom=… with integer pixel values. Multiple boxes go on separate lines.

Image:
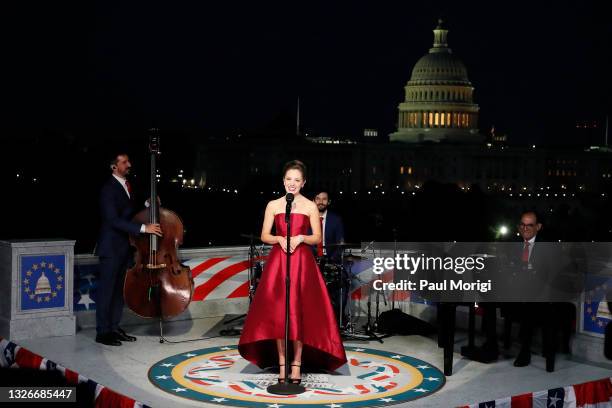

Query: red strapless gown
left=238, top=213, right=347, bottom=372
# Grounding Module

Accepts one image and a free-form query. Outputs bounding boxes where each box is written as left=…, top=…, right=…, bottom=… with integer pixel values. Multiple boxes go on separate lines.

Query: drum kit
left=315, top=243, right=364, bottom=330
left=222, top=234, right=387, bottom=342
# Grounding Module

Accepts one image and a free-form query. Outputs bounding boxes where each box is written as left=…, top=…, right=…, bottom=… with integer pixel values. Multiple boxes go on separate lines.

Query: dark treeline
left=2, top=133, right=611, bottom=252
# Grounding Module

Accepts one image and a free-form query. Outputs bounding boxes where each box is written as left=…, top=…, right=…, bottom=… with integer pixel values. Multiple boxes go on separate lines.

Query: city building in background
left=389, top=20, right=481, bottom=144
left=193, top=21, right=611, bottom=199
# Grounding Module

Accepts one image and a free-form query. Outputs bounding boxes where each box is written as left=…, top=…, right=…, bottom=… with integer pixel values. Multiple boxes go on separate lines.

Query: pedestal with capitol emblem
left=0, top=239, right=76, bottom=341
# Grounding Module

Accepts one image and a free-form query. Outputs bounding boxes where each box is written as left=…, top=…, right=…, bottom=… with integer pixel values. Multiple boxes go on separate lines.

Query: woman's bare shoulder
left=299, top=197, right=318, bottom=215
left=267, top=197, right=284, bottom=214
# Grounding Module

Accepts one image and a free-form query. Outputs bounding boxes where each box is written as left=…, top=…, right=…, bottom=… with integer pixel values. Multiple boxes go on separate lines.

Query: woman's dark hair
left=282, top=160, right=307, bottom=179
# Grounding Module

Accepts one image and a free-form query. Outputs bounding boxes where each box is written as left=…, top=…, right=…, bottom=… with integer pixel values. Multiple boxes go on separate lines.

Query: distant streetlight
left=498, top=225, right=509, bottom=236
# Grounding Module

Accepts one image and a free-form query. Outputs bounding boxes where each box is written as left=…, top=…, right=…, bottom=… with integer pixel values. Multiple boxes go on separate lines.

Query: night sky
left=7, top=1, right=611, bottom=143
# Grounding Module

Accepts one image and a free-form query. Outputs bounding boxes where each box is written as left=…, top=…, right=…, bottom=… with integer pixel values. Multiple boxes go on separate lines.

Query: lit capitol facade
left=195, top=20, right=612, bottom=198
left=390, top=19, right=481, bottom=144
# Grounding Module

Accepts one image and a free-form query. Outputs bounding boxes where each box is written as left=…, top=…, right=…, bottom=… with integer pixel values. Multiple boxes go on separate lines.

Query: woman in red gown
left=238, top=160, right=347, bottom=383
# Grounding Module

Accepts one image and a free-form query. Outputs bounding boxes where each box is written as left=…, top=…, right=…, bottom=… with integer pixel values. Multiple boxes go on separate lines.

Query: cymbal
left=322, top=242, right=360, bottom=249
left=344, top=254, right=368, bottom=261
left=240, top=233, right=262, bottom=242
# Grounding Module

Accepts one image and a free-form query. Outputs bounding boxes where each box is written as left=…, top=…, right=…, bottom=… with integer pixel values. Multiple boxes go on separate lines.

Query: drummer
left=312, top=189, right=345, bottom=262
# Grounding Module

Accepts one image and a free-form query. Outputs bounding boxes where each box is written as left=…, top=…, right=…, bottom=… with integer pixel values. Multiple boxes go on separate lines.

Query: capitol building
left=195, top=20, right=612, bottom=201
left=390, top=20, right=481, bottom=143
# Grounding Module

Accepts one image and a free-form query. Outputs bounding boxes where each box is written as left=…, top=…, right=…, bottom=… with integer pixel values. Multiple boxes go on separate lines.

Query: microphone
left=285, top=193, right=294, bottom=223
left=361, top=240, right=375, bottom=254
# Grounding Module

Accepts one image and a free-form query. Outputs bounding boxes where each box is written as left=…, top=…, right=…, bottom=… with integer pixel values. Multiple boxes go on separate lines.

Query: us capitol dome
left=390, top=20, right=482, bottom=144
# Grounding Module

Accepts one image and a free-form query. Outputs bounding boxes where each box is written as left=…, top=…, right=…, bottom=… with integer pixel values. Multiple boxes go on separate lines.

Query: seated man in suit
left=494, top=210, right=544, bottom=367
left=482, top=211, right=571, bottom=371
left=511, top=210, right=558, bottom=368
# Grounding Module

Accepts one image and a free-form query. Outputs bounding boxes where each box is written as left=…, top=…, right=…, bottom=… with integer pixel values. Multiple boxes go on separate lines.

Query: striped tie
left=521, top=241, right=530, bottom=262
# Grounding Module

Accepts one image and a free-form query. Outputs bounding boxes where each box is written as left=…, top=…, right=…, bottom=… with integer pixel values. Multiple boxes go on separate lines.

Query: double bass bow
left=124, top=133, right=194, bottom=319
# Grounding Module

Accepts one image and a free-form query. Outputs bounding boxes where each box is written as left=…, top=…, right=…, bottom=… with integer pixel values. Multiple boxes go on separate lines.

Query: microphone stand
left=346, top=241, right=390, bottom=343
left=341, top=242, right=387, bottom=343
left=267, top=196, right=305, bottom=395
left=371, top=241, right=387, bottom=331
left=391, top=229, right=398, bottom=310
left=221, top=234, right=256, bottom=335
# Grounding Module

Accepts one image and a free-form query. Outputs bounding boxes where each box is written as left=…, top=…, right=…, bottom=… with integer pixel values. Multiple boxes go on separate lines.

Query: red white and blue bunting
left=460, top=377, right=612, bottom=408
left=0, top=337, right=149, bottom=408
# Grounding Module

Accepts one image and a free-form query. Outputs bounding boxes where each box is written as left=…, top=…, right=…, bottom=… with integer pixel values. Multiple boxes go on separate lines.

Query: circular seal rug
left=148, top=345, right=445, bottom=407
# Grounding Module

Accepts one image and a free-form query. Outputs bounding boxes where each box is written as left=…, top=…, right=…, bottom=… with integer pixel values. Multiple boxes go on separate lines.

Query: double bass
left=124, top=134, right=194, bottom=319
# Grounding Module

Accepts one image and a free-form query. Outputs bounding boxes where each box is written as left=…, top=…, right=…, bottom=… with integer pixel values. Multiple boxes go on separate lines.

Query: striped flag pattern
left=0, top=337, right=149, bottom=408
left=183, top=256, right=261, bottom=301
left=460, top=377, right=612, bottom=408
left=183, top=255, right=413, bottom=303
left=183, top=255, right=398, bottom=302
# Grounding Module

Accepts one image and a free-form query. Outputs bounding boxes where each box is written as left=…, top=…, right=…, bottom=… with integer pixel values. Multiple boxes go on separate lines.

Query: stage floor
left=15, top=316, right=612, bottom=407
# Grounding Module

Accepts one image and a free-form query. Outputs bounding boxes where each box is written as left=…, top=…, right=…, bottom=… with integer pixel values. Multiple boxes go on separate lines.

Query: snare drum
left=322, top=263, right=351, bottom=328
left=322, top=263, right=342, bottom=286
left=315, top=255, right=327, bottom=269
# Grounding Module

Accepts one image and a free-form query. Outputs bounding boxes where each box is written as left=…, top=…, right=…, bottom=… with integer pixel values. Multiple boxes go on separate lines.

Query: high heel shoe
left=289, top=362, right=302, bottom=385
left=277, top=362, right=287, bottom=384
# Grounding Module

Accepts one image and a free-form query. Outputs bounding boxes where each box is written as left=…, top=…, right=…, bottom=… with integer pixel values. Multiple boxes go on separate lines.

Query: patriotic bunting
left=0, top=337, right=149, bottom=408
left=460, top=377, right=612, bottom=408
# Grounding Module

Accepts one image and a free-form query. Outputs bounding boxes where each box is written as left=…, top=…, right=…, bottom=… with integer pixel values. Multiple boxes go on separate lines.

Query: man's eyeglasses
left=519, top=223, right=535, bottom=228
